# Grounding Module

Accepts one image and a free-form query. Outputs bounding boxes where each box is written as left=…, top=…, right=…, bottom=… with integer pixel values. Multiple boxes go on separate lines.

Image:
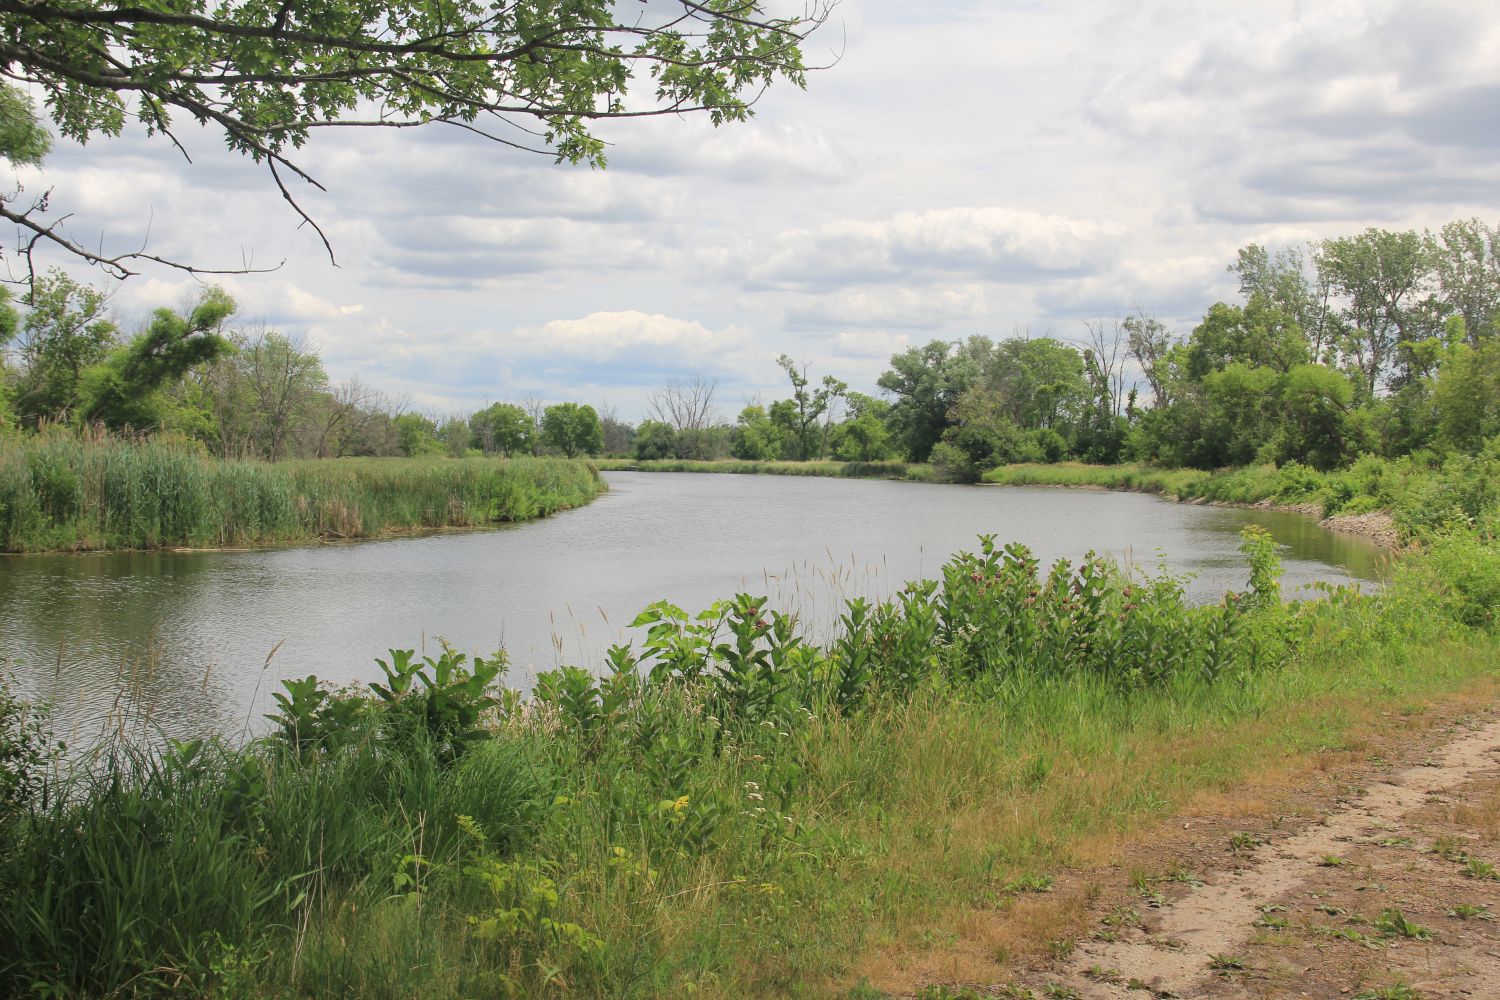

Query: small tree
left=775, top=355, right=845, bottom=460
left=633, top=420, right=677, bottom=460
left=730, top=405, right=782, bottom=460
left=11, top=270, right=117, bottom=426
left=82, top=289, right=235, bottom=431
left=541, top=403, right=603, bottom=458
left=470, top=402, right=533, bottom=457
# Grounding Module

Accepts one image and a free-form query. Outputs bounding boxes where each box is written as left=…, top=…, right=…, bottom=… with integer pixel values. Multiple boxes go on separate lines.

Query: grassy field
left=3, top=525, right=1497, bottom=998
left=595, top=457, right=932, bottom=481
left=0, top=434, right=606, bottom=552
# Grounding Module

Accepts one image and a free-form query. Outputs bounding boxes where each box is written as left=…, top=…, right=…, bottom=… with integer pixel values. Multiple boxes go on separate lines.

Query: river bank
left=0, top=435, right=606, bottom=552
left=4, top=527, right=1496, bottom=998
left=593, top=457, right=931, bottom=480
left=981, top=461, right=1415, bottom=548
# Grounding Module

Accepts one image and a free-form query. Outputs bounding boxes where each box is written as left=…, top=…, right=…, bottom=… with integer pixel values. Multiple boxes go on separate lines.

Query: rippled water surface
left=1, top=472, right=1386, bottom=740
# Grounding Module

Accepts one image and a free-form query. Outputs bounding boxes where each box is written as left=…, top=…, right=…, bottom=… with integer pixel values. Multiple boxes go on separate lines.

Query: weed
left=1207, top=953, right=1247, bottom=971
left=1352, top=984, right=1423, bottom=1000
left=1373, top=908, right=1432, bottom=940
left=1163, top=864, right=1204, bottom=886
left=1229, top=831, right=1265, bottom=852
left=915, top=986, right=983, bottom=1000
left=1447, top=903, right=1493, bottom=920
left=1432, top=835, right=1470, bottom=862
left=1002, top=873, right=1055, bottom=894
left=1319, top=854, right=1350, bottom=867
left=1466, top=856, right=1500, bottom=880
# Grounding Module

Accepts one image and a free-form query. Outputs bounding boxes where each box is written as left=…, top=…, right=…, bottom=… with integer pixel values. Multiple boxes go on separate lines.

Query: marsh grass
left=595, top=457, right=931, bottom=482
left=0, top=432, right=605, bottom=551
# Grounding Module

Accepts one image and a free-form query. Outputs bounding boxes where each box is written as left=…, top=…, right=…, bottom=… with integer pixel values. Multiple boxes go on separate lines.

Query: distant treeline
left=3, top=220, right=1496, bottom=482
left=607, top=219, right=1500, bottom=483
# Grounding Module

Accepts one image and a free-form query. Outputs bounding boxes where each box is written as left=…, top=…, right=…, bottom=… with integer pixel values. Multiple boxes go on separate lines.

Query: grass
left=1, top=520, right=1498, bottom=998
left=980, top=461, right=1210, bottom=498
left=595, top=457, right=932, bottom=481
left=0, top=431, right=606, bottom=551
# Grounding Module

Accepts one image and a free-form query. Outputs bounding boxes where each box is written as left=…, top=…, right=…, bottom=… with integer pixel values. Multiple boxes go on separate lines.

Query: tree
left=0, top=0, right=828, bottom=278
left=775, top=355, right=844, bottom=460
left=204, top=329, right=328, bottom=461
left=1273, top=365, right=1368, bottom=471
left=395, top=412, right=445, bottom=457
left=541, top=402, right=602, bottom=457
left=1183, top=301, right=1308, bottom=381
left=436, top=416, right=473, bottom=457
left=81, top=288, right=235, bottom=430
left=1429, top=219, right=1500, bottom=345
left=981, top=336, right=1088, bottom=432
left=469, top=402, right=533, bottom=457
left=633, top=420, right=677, bottom=461
left=1230, top=244, right=1330, bottom=356
left=876, top=339, right=982, bottom=462
left=1123, top=312, right=1174, bottom=410
left=597, top=403, right=635, bottom=456
left=10, top=270, right=117, bottom=425
left=730, top=404, right=782, bottom=461
left=1434, top=340, right=1500, bottom=453
left=1315, top=228, right=1437, bottom=396
left=646, top=376, right=720, bottom=433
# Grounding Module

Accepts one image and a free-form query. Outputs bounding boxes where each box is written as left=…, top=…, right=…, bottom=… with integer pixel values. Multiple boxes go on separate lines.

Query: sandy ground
left=873, top=695, right=1500, bottom=1000
left=1042, top=715, right=1500, bottom=998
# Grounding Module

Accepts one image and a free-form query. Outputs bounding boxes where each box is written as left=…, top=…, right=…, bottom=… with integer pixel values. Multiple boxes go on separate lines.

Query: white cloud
left=746, top=207, right=1125, bottom=289
left=786, top=283, right=988, bottom=328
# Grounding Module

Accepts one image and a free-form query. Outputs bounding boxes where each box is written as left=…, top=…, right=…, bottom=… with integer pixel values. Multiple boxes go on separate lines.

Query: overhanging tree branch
left=0, top=0, right=836, bottom=277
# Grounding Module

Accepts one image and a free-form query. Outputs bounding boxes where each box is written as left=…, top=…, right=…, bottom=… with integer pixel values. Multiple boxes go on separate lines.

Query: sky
left=12, top=0, right=1500, bottom=422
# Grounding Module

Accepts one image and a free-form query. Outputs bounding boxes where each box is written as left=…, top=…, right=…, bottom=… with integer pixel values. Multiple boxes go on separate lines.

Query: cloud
left=606, top=119, right=859, bottom=185
left=745, top=207, right=1125, bottom=290
left=784, top=284, right=989, bottom=329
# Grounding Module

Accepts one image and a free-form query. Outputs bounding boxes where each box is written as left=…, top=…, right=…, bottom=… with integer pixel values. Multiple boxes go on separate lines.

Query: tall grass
left=595, top=457, right=933, bottom=482
left=4, top=527, right=1497, bottom=998
left=0, top=433, right=606, bottom=551
left=980, top=461, right=1208, bottom=497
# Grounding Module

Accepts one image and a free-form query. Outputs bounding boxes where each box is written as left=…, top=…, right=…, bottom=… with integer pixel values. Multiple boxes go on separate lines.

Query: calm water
left=1, top=472, right=1386, bottom=741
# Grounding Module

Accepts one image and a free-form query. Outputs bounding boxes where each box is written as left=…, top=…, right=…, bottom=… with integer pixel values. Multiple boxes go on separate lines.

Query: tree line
left=624, top=218, right=1498, bottom=479
left=0, top=270, right=611, bottom=462
left=3, top=218, right=1495, bottom=474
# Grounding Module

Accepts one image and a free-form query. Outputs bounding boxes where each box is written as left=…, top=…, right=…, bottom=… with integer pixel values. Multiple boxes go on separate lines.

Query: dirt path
left=1014, top=713, right=1500, bottom=999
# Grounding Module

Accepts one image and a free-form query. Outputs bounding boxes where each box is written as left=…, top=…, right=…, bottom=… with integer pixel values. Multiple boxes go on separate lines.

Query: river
left=0, top=472, right=1385, bottom=742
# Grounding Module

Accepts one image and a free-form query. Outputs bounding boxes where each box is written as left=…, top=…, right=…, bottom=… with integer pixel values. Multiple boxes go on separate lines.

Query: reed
left=0, top=433, right=606, bottom=552
left=594, top=457, right=932, bottom=481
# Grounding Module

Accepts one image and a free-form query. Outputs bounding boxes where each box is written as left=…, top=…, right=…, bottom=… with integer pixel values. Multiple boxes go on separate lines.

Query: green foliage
left=0, top=1, right=820, bottom=274
left=81, top=289, right=235, bottom=431
left=11, top=270, right=118, bottom=426
left=0, top=670, right=62, bottom=821
left=0, top=436, right=606, bottom=551
left=0, top=81, right=50, bottom=167
left=469, top=402, right=533, bottom=457
left=394, top=412, right=445, bottom=457
left=2, top=519, right=1498, bottom=997
left=541, top=403, right=603, bottom=458
left=731, top=404, right=784, bottom=461
left=633, top=420, right=678, bottom=460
